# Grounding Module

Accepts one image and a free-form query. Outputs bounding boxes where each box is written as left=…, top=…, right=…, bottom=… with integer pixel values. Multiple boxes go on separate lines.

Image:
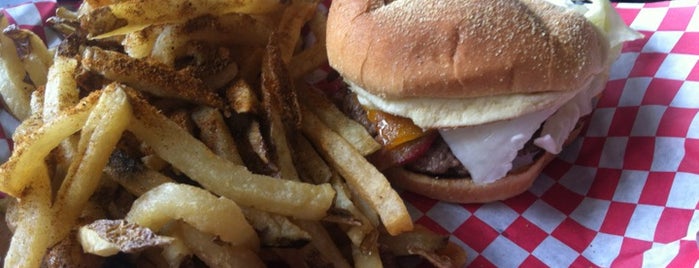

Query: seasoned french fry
left=150, top=14, right=274, bottom=66
left=2, top=25, right=52, bottom=86
left=297, top=82, right=381, bottom=156
left=122, top=25, right=163, bottom=59
left=0, top=15, right=34, bottom=120
left=126, top=88, right=336, bottom=220
left=289, top=10, right=328, bottom=78
left=293, top=135, right=332, bottom=184
left=192, top=106, right=244, bottom=165
left=352, top=243, right=383, bottom=268
left=261, top=42, right=301, bottom=181
left=3, top=165, right=54, bottom=268
left=125, top=182, right=259, bottom=249
left=295, top=220, right=352, bottom=268
left=80, top=0, right=286, bottom=37
left=43, top=56, right=79, bottom=120
left=176, top=222, right=266, bottom=268
left=0, top=90, right=101, bottom=197
left=301, top=108, right=413, bottom=235
left=52, top=83, right=132, bottom=244
left=81, top=46, right=225, bottom=109
left=275, top=1, right=318, bottom=63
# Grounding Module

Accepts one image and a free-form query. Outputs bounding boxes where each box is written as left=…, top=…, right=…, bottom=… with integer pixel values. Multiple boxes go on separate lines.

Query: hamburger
left=325, top=0, right=642, bottom=203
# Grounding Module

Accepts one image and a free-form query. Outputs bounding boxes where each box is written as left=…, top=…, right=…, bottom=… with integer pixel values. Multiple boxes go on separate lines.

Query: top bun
left=326, top=0, right=609, bottom=99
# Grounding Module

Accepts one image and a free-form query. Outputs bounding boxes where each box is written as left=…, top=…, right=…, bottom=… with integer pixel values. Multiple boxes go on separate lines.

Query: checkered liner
left=1, top=0, right=698, bottom=267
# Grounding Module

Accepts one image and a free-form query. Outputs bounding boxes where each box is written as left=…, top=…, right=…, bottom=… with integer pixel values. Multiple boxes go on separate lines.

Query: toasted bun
left=327, top=0, right=608, bottom=99
left=385, top=152, right=555, bottom=203
left=385, top=117, right=586, bottom=203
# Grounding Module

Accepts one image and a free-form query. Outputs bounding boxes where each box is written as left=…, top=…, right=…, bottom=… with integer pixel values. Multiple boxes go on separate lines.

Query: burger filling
left=330, top=0, right=641, bottom=185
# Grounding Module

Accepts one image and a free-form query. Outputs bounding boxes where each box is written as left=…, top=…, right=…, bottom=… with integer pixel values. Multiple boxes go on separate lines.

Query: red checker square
left=503, top=217, right=548, bottom=252
left=667, top=240, right=699, bottom=268
left=628, top=53, right=667, bottom=78
left=687, top=61, right=699, bottom=81
left=453, top=217, right=499, bottom=252
left=641, top=79, right=683, bottom=106
left=656, top=108, right=697, bottom=137
left=541, top=184, right=584, bottom=215
left=656, top=107, right=699, bottom=137
left=570, top=256, right=596, bottom=268
left=551, top=218, right=597, bottom=252
left=658, top=7, right=695, bottom=31
left=610, top=238, right=654, bottom=267
left=588, top=168, right=622, bottom=200
left=654, top=208, right=694, bottom=243
left=623, top=137, right=655, bottom=170
left=598, top=80, right=628, bottom=108
left=461, top=203, right=482, bottom=214
left=577, top=137, right=606, bottom=167
left=468, top=255, right=497, bottom=268
left=678, top=138, right=699, bottom=174
left=638, top=172, right=674, bottom=206
left=599, top=202, right=636, bottom=235
left=615, top=8, right=642, bottom=30
left=608, top=107, right=639, bottom=136
left=503, top=191, right=537, bottom=214
left=519, top=255, right=548, bottom=268
left=672, top=32, right=699, bottom=54
left=543, top=158, right=573, bottom=181
left=401, top=191, right=438, bottom=213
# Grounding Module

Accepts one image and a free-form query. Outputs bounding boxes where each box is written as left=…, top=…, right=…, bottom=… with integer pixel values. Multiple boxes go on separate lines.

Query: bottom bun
left=385, top=118, right=587, bottom=203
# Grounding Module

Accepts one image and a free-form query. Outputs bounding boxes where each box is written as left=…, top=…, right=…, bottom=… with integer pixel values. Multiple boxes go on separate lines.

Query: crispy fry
left=192, top=106, right=244, bottom=165
left=226, top=79, right=260, bottom=114
left=275, top=1, right=318, bottom=63
left=52, top=83, right=132, bottom=245
left=352, top=243, right=383, bottom=268
left=78, top=219, right=174, bottom=257
left=149, top=14, right=274, bottom=66
left=293, top=135, right=332, bottom=184
left=295, top=220, right=352, bottom=268
left=260, top=41, right=301, bottom=181
left=122, top=25, right=163, bottom=59
left=80, top=0, right=285, bottom=37
left=126, top=88, right=335, bottom=220
left=43, top=56, right=79, bottom=120
left=289, top=10, right=328, bottom=78
left=126, top=182, right=259, bottom=249
left=242, top=208, right=311, bottom=248
left=175, top=222, right=265, bottom=268
left=301, top=108, right=413, bottom=235
left=297, top=82, right=381, bottom=155
left=3, top=165, right=54, bottom=268
left=0, top=90, right=101, bottom=197
left=0, top=15, right=34, bottom=120
left=81, top=46, right=225, bottom=109
left=2, top=25, right=52, bottom=86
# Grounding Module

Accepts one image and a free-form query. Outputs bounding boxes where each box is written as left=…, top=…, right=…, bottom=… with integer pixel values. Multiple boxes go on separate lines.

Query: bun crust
left=385, top=152, right=555, bottom=203
left=327, top=0, right=608, bottom=99
left=384, top=117, right=587, bottom=203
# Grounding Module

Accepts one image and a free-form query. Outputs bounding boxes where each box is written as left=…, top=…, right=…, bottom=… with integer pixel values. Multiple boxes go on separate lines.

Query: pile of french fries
left=0, top=0, right=466, bottom=267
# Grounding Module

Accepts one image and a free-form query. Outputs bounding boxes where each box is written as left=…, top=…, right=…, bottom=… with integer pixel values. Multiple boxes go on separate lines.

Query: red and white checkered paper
left=1, top=0, right=698, bottom=267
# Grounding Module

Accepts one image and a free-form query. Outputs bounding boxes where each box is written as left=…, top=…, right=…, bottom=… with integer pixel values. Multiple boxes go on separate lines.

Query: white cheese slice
left=439, top=107, right=556, bottom=184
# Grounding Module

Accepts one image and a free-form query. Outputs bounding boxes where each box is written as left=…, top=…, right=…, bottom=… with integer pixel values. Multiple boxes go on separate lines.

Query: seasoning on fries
left=0, top=0, right=466, bottom=267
